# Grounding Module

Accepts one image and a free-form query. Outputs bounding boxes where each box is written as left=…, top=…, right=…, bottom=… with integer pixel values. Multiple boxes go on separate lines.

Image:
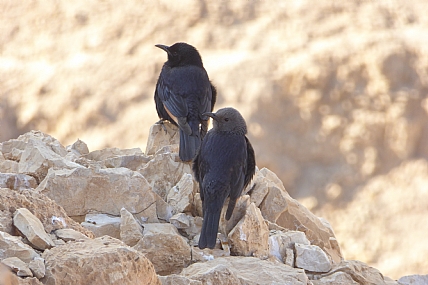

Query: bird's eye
left=224, top=118, right=229, bottom=122
left=173, top=52, right=178, bottom=56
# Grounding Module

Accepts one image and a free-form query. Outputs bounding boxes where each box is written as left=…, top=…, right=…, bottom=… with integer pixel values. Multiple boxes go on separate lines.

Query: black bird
left=193, top=107, right=256, bottom=249
left=154, top=42, right=217, bottom=161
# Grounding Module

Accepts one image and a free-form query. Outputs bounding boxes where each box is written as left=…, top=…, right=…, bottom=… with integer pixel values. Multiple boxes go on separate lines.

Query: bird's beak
left=155, top=44, right=172, bottom=56
left=203, top=112, right=216, bottom=120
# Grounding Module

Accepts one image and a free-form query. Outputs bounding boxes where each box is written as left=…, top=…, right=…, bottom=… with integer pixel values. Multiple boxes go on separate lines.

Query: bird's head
left=155, top=42, right=203, bottom=68
left=203, top=107, right=247, bottom=135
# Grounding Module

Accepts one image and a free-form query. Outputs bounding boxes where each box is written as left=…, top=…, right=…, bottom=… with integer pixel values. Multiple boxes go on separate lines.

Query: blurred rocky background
left=1, top=0, right=427, bottom=280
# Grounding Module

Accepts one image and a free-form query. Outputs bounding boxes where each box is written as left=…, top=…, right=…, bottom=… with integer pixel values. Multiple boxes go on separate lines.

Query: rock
left=193, top=193, right=203, bottom=217
left=81, top=213, right=121, bottom=239
left=169, top=213, right=190, bottom=229
left=258, top=169, right=342, bottom=263
left=0, top=173, right=37, bottom=190
left=191, top=247, right=230, bottom=263
left=139, top=152, right=192, bottom=200
left=169, top=214, right=202, bottom=240
left=1, top=257, right=33, bottom=277
left=245, top=169, right=269, bottom=207
left=181, top=256, right=309, bottom=285
left=284, top=248, right=294, bottom=267
left=145, top=122, right=180, bottom=156
left=37, top=167, right=157, bottom=218
left=133, top=223, right=191, bottom=275
left=1, top=139, right=27, bottom=161
left=18, top=277, right=43, bottom=285
left=268, top=230, right=310, bottom=264
left=103, top=154, right=150, bottom=171
left=155, top=194, right=174, bottom=222
left=398, top=275, right=428, bottom=285
left=13, top=208, right=55, bottom=250
left=29, top=257, right=45, bottom=279
left=319, top=260, right=389, bottom=285
left=295, top=243, right=332, bottom=273
left=54, top=228, right=90, bottom=242
left=0, top=231, right=40, bottom=263
left=69, top=139, right=89, bottom=156
left=311, top=271, right=359, bottom=285
left=0, top=160, right=19, bottom=173
left=82, top=146, right=150, bottom=170
left=84, top=147, right=143, bottom=161
left=41, top=236, right=160, bottom=285
left=158, top=274, right=202, bottom=285
left=228, top=202, right=269, bottom=258
left=18, top=137, right=83, bottom=182
left=220, top=195, right=251, bottom=235
left=120, top=208, right=143, bottom=247
left=166, top=173, right=196, bottom=215
left=0, top=188, right=93, bottom=238
left=182, top=216, right=203, bottom=240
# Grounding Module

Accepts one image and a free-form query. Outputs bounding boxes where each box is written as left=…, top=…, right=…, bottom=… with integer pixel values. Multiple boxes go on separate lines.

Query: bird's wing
left=243, top=136, right=256, bottom=189
left=156, top=74, right=188, bottom=118
left=227, top=138, right=247, bottom=201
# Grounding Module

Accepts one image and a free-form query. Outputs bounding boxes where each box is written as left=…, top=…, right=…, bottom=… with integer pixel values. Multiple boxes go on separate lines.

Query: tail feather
left=179, top=129, right=200, bottom=162
left=199, top=208, right=222, bottom=249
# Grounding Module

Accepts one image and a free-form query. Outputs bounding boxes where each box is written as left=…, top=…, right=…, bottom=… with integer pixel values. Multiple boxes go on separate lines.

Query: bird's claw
left=156, top=119, right=168, bottom=133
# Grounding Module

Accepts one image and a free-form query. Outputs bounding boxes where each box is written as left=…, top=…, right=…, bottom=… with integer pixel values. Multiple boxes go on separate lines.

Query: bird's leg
left=156, top=119, right=168, bottom=133
left=218, top=233, right=230, bottom=254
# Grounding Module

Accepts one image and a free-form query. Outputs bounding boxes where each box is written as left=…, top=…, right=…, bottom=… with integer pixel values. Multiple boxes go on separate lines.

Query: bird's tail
left=199, top=206, right=222, bottom=249
left=178, top=121, right=201, bottom=162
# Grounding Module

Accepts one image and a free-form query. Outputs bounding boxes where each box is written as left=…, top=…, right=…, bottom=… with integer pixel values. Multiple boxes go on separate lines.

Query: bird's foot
left=156, top=119, right=168, bottom=133
left=218, top=233, right=230, bottom=255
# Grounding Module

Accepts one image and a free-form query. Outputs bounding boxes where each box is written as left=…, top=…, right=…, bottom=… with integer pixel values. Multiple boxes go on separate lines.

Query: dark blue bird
left=193, top=107, right=256, bottom=249
left=154, top=42, right=216, bottom=161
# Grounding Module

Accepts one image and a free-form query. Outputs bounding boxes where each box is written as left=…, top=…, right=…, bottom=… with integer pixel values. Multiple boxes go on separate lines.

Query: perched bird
left=193, top=107, right=256, bottom=249
left=154, top=42, right=216, bottom=161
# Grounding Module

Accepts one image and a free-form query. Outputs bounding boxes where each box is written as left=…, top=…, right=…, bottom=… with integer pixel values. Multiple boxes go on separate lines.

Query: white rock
left=295, top=243, right=332, bottom=273
left=145, top=122, right=179, bottom=156
left=155, top=194, right=174, bottom=222
left=268, top=230, right=310, bottom=264
left=167, top=173, right=195, bottom=214
left=38, top=167, right=157, bottom=218
left=228, top=202, right=269, bottom=258
left=120, top=208, right=143, bottom=247
left=54, top=228, right=90, bottom=242
left=70, top=139, right=89, bottom=155
left=1, top=257, right=33, bottom=277
left=0, top=231, right=40, bottom=263
left=170, top=213, right=190, bottom=229
left=13, top=208, right=55, bottom=250
left=19, top=138, right=83, bottom=182
left=81, top=213, right=121, bottom=239
left=0, top=173, right=37, bottom=190
left=398, top=274, right=428, bottom=285
left=311, top=271, right=359, bottom=285
left=182, top=216, right=203, bottom=240
left=29, top=257, right=45, bottom=279
left=139, top=152, right=192, bottom=200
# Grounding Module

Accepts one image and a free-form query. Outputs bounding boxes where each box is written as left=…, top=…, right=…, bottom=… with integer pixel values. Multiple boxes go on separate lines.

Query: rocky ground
left=1, top=127, right=427, bottom=285
left=1, top=0, right=428, bottom=280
